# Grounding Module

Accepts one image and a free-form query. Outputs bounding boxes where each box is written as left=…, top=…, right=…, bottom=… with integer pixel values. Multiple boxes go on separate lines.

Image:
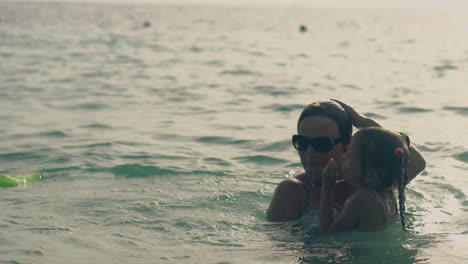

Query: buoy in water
left=299, top=24, right=307, bottom=33
left=0, top=173, right=42, bottom=187
left=143, top=21, right=152, bottom=28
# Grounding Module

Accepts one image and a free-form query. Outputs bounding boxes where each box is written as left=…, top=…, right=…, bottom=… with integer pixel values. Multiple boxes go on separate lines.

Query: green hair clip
left=399, top=131, right=411, bottom=147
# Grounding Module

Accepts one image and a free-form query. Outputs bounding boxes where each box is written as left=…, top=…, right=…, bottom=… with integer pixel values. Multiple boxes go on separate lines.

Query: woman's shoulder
left=272, top=174, right=309, bottom=203
left=276, top=173, right=306, bottom=192
left=293, top=172, right=307, bottom=182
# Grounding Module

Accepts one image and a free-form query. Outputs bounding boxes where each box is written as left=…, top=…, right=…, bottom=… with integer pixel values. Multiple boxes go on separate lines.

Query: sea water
left=0, top=2, right=467, bottom=263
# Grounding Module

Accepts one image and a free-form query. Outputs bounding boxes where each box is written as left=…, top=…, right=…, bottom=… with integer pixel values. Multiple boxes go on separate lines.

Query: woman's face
left=297, top=116, right=346, bottom=183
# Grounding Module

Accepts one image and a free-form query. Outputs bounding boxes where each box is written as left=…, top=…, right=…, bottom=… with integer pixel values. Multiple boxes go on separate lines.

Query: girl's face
left=297, top=116, right=345, bottom=183
left=341, top=138, right=362, bottom=186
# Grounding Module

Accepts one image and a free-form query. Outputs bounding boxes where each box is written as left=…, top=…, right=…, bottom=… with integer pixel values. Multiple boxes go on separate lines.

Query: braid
left=397, top=169, right=407, bottom=231
left=395, top=145, right=408, bottom=231
left=397, top=131, right=410, bottom=230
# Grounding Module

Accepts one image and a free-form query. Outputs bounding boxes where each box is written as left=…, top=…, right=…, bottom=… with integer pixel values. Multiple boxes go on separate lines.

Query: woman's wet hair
left=353, top=127, right=410, bottom=230
left=297, top=100, right=353, bottom=145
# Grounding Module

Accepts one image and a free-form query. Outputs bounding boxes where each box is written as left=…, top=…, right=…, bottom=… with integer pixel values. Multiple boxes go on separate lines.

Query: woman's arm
left=267, top=178, right=303, bottom=222
left=332, top=99, right=426, bottom=183
left=406, top=144, right=426, bottom=183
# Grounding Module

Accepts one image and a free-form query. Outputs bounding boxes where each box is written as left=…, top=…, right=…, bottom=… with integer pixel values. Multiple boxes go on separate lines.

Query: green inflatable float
left=0, top=173, right=42, bottom=187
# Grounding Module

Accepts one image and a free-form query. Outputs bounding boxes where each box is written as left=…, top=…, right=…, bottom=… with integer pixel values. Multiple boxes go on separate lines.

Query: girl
left=320, top=127, right=409, bottom=233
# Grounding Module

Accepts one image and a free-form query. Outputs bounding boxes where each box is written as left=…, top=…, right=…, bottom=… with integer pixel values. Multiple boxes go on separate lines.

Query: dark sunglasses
left=292, top=135, right=343, bottom=153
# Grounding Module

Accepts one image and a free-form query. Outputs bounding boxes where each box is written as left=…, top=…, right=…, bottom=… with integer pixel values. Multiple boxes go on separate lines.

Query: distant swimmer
left=143, top=20, right=151, bottom=28
left=299, top=24, right=307, bottom=33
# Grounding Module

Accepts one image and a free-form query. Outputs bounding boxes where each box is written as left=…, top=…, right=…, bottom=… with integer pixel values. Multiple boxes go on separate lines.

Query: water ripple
left=110, top=164, right=178, bottom=177
left=203, top=157, right=232, bottom=166
left=196, top=136, right=254, bottom=145
left=0, top=249, right=44, bottom=256
left=442, top=106, right=468, bottom=116
left=255, top=141, right=291, bottom=152
left=80, top=123, right=113, bottom=130
left=375, top=100, right=404, bottom=108
left=453, top=151, right=468, bottom=163
left=233, top=155, right=288, bottom=165
left=417, top=141, right=451, bottom=153
left=219, top=69, right=258, bottom=76
left=204, top=60, right=225, bottom=66
left=40, top=131, right=67, bottom=137
left=76, top=102, right=109, bottom=111
left=261, top=104, right=304, bottom=113
left=10, top=130, right=67, bottom=139
left=397, top=106, right=432, bottom=113
left=0, top=152, right=42, bottom=161
left=102, top=164, right=227, bottom=178
left=433, top=61, right=458, bottom=77
left=84, top=142, right=113, bottom=148
left=253, top=85, right=299, bottom=96
left=363, top=112, right=386, bottom=119
left=121, top=154, right=188, bottom=161
left=188, top=45, right=203, bottom=53
left=41, top=166, right=81, bottom=175
left=341, top=84, right=361, bottom=90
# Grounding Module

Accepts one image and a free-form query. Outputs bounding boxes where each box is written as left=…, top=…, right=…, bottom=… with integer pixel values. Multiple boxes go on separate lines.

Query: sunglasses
left=292, top=135, right=343, bottom=153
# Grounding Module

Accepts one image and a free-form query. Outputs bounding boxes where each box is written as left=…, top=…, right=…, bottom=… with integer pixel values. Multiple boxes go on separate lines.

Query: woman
left=266, top=99, right=426, bottom=222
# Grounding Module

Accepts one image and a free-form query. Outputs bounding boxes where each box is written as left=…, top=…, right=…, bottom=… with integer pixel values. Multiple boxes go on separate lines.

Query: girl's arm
left=320, top=180, right=334, bottom=233
left=331, top=99, right=426, bottom=183
left=320, top=159, right=337, bottom=232
left=325, top=193, right=363, bottom=233
left=320, top=159, right=361, bottom=233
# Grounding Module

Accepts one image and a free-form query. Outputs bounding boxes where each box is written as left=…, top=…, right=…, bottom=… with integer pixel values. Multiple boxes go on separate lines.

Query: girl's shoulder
left=348, top=189, right=379, bottom=201
left=346, top=189, right=385, bottom=210
left=346, top=189, right=392, bottom=230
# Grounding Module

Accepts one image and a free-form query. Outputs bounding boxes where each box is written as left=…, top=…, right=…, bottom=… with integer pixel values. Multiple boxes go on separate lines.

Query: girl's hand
left=322, top=159, right=337, bottom=189
left=331, top=99, right=381, bottom=128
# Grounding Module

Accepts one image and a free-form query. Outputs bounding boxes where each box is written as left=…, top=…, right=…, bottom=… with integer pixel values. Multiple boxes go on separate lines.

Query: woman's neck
left=305, top=174, right=321, bottom=191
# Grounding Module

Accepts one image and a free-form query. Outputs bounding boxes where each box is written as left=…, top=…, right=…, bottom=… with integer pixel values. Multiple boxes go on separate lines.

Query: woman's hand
left=331, top=99, right=381, bottom=128
left=322, top=159, right=337, bottom=189
left=331, top=99, right=426, bottom=185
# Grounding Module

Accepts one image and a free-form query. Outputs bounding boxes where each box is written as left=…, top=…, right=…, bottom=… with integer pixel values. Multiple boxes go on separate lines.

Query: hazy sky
left=10, top=0, right=468, bottom=9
